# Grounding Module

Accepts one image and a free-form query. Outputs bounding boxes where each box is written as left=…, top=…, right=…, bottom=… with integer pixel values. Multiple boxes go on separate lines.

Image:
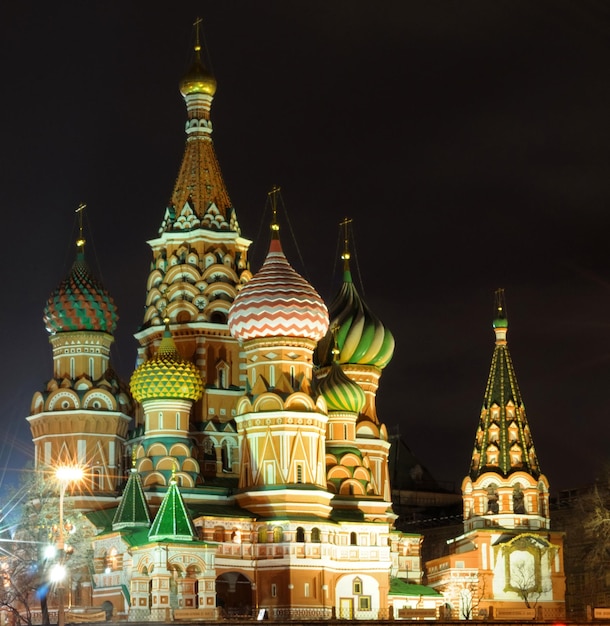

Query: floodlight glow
left=55, top=466, right=84, bottom=484
left=49, top=564, right=66, bottom=583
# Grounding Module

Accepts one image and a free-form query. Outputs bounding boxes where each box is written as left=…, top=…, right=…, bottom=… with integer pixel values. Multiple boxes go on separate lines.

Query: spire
left=158, top=18, right=239, bottom=236
left=340, top=216, right=352, bottom=277
left=112, top=468, right=152, bottom=531
left=148, top=477, right=197, bottom=542
left=269, top=185, right=281, bottom=245
left=75, top=203, right=87, bottom=251
left=469, top=289, right=541, bottom=480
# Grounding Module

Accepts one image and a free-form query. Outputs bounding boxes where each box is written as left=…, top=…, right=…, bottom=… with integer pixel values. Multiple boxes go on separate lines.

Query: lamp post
left=54, top=465, right=84, bottom=626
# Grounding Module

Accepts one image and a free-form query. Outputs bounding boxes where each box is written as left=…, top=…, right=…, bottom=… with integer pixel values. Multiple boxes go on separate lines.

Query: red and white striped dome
left=228, top=238, right=329, bottom=342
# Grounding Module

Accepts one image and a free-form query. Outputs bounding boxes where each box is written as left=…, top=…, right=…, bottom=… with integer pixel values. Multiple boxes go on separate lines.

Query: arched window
left=273, top=527, right=283, bottom=543
left=350, top=532, right=358, bottom=546
left=258, top=527, right=267, bottom=543
left=311, top=527, right=321, bottom=543
left=296, top=527, right=305, bottom=543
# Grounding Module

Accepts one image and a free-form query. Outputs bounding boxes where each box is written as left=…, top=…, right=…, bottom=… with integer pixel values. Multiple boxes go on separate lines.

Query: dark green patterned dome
left=130, top=327, right=203, bottom=402
left=318, top=362, right=366, bottom=413
left=316, top=269, right=394, bottom=369
left=43, top=251, right=118, bottom=335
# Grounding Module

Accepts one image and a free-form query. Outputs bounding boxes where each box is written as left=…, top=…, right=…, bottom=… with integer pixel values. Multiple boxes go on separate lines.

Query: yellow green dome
left=130, top=326, right=203, bottom=402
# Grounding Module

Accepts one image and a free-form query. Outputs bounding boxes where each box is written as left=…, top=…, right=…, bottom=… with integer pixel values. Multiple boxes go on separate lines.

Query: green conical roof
left=112, top=469, right=152, bottom=530
left=469, top=289, right=541, bottom=480
left=148, top=479, right=197, bottom=542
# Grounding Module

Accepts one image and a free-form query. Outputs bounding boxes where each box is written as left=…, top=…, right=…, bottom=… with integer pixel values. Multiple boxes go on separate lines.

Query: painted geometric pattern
left=228, top=240, right=329, bottom=341
left=318, top=362, right=366, bottom=413
left=44, top=252, right=118, bottom=334
left=316, top=268, right=394, bottom=369
left=130, top=332, right=203, bottom=402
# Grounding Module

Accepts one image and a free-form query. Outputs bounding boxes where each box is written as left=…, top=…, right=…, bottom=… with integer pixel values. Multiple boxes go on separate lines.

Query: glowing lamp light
left=55, top=465, right=85, bottom=484
left=49, top=563, right=66, bottom=583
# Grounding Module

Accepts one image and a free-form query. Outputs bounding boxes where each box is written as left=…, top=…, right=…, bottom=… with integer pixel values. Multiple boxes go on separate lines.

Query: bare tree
left=509, top=559, right=550, bottom=610
left=581, top=472, right=610, bottom=575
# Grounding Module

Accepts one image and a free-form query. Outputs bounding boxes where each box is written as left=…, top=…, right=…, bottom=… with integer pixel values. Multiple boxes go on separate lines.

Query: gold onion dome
left=228, top=237, right=329, bottom=342
left=315, top=266, right=394, bottom=369
left=130, top=325, right=203, bottom=403
left=318, top=362, right=366, bottom=414
left=43, top=250, right=118, bottom=335
left=179, top=52, right=217, bottom=97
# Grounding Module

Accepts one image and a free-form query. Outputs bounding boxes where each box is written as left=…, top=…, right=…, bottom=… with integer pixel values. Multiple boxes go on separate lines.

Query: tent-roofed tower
left=28, top=208, right=133, bottom=508
left=133, top=19, right=251, bottom=480
left=462, top=289, right=550, bottom=533
left=426, top=291, right=564, bottom=620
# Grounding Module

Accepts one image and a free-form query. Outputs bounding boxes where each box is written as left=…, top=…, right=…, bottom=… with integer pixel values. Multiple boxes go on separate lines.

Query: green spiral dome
left=316, top=269, right=395, bottom=369
left=130, top=327, right=203, bottom=403
left=318, top=362, right=366, bottom=414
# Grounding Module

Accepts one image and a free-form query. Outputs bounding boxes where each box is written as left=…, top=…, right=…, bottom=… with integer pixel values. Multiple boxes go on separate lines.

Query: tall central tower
left=132, top=26, right=251, bottom=480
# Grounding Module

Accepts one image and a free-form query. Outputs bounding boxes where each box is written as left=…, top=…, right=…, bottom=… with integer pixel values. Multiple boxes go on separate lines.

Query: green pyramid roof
left=469, top=289, right=541, bottom=480
left=148, top=479, right=197, bottom=542
left=112, top=469, right=152, bottom=530
left=389, top=578, right=443, bottom=597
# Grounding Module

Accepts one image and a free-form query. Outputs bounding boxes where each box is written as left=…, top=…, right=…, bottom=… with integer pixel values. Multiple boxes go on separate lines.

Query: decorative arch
left=47, top=390, right=80, bottom=411
left=82, top=390, right=116, bottom=411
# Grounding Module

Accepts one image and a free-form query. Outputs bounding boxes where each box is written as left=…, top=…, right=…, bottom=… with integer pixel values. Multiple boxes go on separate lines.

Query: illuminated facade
left=27, top=28, right=430, bottom=621
left=425, top=290, right=565, bottom=620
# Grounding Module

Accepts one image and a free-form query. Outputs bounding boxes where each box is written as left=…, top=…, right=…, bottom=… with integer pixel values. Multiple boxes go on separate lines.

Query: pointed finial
left=193, top=17, right=203, bottom=56
left=171, top=461, right=178, bottom=484
left=340, top=217, right=352, bottom=271
left=268, top=186, right=281, bottom=239
left=493, top=288, right=508, bottom=344
left=75, top=203, right=87, bottom=249
left=131, top=446, right=137, bottom=469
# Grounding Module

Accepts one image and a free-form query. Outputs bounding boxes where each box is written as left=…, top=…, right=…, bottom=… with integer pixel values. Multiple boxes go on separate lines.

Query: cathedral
left=27, top=27, right=431, bottom=622
left=25, top=24, right=565, bottom=623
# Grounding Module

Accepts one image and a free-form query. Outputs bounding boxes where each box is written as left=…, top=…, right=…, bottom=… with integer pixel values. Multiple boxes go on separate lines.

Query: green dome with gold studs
left=130, top=325, right=203, bottom=403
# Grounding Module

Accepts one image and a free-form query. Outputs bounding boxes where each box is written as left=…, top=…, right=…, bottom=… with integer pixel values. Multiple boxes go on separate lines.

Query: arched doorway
left=216, top=572, right=254, bottom=618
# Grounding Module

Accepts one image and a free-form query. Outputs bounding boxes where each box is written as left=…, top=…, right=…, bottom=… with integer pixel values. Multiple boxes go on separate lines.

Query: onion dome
left=316, top=264, right=394, bottom=369
left=130, top=324, right=203, bottom=402
left=179, top=50, right=217, bottom=97
left=44, top=250, right=118, bottom=335
left=318, top=362, right=366, bottom=414
left=228, top=230, right=329, bottom=342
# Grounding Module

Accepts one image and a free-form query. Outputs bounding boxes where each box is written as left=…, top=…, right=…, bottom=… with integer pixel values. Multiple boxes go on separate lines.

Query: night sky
left=2, top=2, right=610, bottom=496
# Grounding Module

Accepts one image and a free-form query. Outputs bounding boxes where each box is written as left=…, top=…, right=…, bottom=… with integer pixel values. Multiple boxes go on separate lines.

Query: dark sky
left=2, top=1, right=610, bottom=495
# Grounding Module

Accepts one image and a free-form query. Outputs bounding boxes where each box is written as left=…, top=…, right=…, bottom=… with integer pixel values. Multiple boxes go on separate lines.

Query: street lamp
left=54, top=465, right=84, bottom=626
